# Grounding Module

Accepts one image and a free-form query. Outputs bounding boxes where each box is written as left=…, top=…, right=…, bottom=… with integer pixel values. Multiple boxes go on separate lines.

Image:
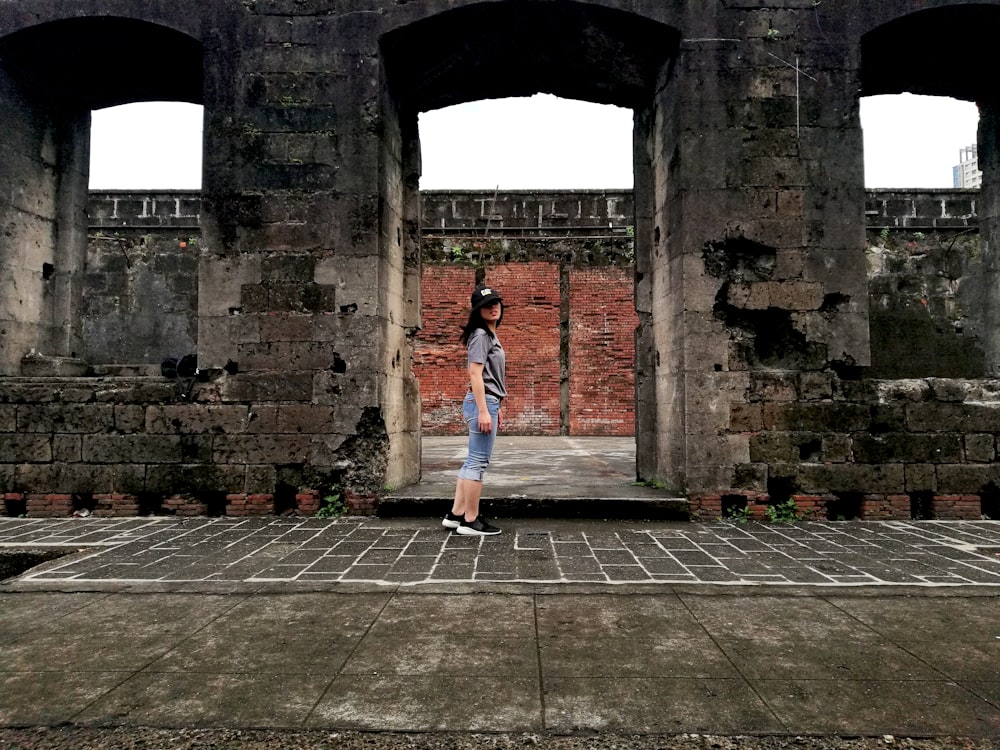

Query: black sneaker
left=442, top=511, right=463, bottom=530
left=456, top=516, right=501, bottom=536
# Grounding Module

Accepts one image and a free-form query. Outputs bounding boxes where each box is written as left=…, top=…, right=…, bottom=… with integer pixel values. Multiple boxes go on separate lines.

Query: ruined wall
left=83, top=193, right=201, bottom=364
left=865, top=190, right=985, bottom=378
left=85, top=191, right=639, bottom=438
left=4, top=0, right=1000, bottom=518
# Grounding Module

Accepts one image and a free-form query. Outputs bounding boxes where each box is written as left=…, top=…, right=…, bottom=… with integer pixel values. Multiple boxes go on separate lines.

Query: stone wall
left=4, top=1, right=1000, bottom=519
left=83, top=192, right=201, bottom=364
left=84, top=191, right=638, bottom=437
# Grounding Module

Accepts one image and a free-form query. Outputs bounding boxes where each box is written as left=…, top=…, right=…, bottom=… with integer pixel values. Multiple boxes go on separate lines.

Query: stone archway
left=0, top=16, right=205, bottom=375
left=378, top=0, right=681, bottom=489
left=862, top=4, right=1000, bottom=375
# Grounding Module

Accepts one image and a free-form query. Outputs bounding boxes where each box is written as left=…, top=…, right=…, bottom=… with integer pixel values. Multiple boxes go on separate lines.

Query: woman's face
left=480, top=301, right=502, bottom=324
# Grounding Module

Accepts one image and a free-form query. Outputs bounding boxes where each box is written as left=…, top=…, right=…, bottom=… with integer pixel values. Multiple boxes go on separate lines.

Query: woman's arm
left=468, top=361, right=492, bottom=433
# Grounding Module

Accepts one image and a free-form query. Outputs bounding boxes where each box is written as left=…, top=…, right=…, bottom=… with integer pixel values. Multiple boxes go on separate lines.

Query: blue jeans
left=457, top=393, right=501, bottom=481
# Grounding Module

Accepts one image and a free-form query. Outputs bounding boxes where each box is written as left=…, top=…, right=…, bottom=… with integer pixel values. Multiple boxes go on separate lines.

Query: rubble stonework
left=2, top=1, right=1000, bottom=518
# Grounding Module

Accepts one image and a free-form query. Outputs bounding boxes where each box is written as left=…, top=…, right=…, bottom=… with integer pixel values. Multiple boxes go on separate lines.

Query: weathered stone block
left=798, top=463, right=905, bottom=494
left=146, top=404, right=250, bottom=434
left=82, top=435, right=183, bottom=464
left=763, top=402, right=870, bottom=432
left=769, top=280, right=823, bottom=310
left=114, top=405, right=146, bottom=434
left=257, top=313, right=314, bottom=342
left=245, top=464, right=278, bottom=494
left=852, top=433, right=963, bottom=464
left=276, top=405, right=335, bottom=433
left=93, top=381, right=179, bottom=403
left=821, top=434, right=853, bottom=463
left=52, top=435, right=82, bottom=463
left=262, top=254, right=315, bottom=283
left=0, top=406, right=13, bottom=432
left=20, top=352, right=89, bottom=377
left=17, top=464, right=114, bottom=494
left=112, top=465, right=147, bottom=495
left=731, top=463, right=767, bottom=491
left=687, top=434, right=749, bottom=467
left=905, top=463, right=937, bottom=493
left=870, top=404, right=906, bottom=433
left=212, top=435, right=313, bottom=465
left=729, top=403, right=762, bottom=432
left=218, top=372, right=315, bottom=403
left=907, top=403, right=1000, bottom=433
left=965, top=434, right=996, bottom=463
left=17, top=404, right=114, bottom=433
left=0, top=435, right=51, bottom=463
left=750, top=373, right=797, bottom=402
left=749, top=432, right=798, bottom=463
left=798, top=372, right=832, bottom=400
left=935, top=464, right=998, bottom=494
left=146, top=465, right=246, bottom=495
left=238, top=341, right=344, bottom=371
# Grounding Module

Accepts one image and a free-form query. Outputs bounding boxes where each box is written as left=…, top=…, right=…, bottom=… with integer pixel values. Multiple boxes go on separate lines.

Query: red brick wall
left=416, top=262, right=636, bottom=436
left=489, top=262, right=562, bottom=435
left=569, top=268, right=636, bottom=436
left=413, top=266, right=476, bottom=435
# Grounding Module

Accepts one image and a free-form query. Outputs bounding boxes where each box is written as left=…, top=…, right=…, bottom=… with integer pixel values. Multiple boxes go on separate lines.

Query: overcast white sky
left=89, top=93, right=981, bottom=191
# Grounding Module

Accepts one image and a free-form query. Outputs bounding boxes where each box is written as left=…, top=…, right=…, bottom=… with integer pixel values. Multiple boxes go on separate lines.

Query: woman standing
left=442, top=285, right=506, bottom=536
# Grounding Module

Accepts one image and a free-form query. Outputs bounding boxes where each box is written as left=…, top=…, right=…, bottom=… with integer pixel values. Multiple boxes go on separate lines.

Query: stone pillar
left=0, top=65, right=59, bottom=374
left=197, top=8, right=417, bottom=501
left=972, top=100, right=1000, bottom=375
left=50, top=111, right=90, bottom=362
left=650, top=12, right=870, bottom=496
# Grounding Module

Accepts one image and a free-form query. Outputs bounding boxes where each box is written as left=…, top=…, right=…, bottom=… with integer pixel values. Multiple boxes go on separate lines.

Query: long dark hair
left=459, top=305, right=503, bottom=345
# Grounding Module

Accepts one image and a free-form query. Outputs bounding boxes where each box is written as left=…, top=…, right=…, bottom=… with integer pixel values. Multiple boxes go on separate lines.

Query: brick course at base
left=225, top=494, right=275, bottom=517
left=94, top=494, right=140, bottom=517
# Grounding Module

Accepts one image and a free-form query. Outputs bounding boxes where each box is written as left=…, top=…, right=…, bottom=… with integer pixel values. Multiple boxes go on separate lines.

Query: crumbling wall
left=4, top=1, right=1000, bottom=518
left=83, top=193, right=201, bottom=364
left=702, top=375, right=1000, bottom=521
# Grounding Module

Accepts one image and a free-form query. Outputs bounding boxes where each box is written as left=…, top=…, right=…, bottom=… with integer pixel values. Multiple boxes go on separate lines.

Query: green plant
left=723, top=504, right=752, bottom=523
left=765, top=498, right=801, bottom=523
left=316, top=492, right=345, bottom=518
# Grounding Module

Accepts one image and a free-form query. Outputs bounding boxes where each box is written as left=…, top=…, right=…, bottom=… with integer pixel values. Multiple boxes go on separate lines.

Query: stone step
left=378, top=494, right=690, bottom=521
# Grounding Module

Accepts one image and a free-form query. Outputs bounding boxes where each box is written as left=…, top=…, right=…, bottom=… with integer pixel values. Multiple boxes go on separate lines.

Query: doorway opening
left=0, top=17, right=203, bottom=376
left=377, top=1, right=680, bottom=493
left=85, top=102, right=204, bottom=365
left=861, top=3, right=999, bottom=377
left=415, top=94, right=636, bottom=442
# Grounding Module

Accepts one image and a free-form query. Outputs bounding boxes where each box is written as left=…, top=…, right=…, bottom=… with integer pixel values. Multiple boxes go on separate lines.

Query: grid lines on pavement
left=2, top=517, right=1000, bottom=587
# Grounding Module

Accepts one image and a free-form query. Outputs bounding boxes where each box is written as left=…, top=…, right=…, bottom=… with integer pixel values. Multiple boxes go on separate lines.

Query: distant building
left=953, top=144, right=982, bottom=188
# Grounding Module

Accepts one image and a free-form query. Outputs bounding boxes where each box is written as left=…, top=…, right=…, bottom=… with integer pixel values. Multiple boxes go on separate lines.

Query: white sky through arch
left=89, top=94, right=981, bottom=191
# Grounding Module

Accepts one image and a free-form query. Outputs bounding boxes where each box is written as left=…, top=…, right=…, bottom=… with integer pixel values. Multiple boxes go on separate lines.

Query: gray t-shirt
left=467, top=328, right=507, bottom=400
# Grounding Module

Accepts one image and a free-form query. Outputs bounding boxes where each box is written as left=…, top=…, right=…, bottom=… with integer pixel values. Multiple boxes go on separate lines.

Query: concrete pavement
left=1, top=516, right=999, bottom=740
left=1, top=437, right=999, bottom=742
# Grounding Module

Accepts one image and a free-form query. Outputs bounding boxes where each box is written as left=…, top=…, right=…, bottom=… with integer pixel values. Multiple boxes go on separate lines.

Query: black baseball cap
left=471, top=286, right=503, bottom=310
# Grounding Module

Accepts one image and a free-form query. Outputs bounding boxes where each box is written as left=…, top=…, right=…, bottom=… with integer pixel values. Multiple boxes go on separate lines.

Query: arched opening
left=0, top=17, right=202, bottom=375
left=415, top=94, right=636, bottom=443
left=90, top=102, right=203, bottom=190
left=378, top=0, right=679, bottom=490
left=861, top=5, right=1000, bottom=377
left=85, top=102, right=204, bottom=366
